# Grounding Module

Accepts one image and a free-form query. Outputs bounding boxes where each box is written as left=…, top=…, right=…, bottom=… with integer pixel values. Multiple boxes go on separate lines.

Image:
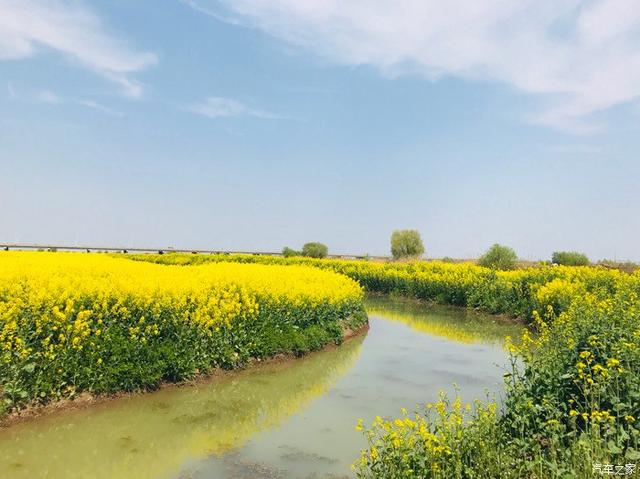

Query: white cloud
left=74, top=99, right=123, bottom=117
left=0, top=0, right=156, bottom=98
left=189, top=0, right=640, bottom=132
left=188, top=96, right=284, bottom=119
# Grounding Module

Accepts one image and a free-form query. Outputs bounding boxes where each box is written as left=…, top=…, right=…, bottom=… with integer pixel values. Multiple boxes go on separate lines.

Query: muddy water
left=0, top=297, right=523, bottom=479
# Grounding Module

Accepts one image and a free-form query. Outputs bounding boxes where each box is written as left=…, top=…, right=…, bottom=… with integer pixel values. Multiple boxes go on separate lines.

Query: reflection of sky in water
left=0, top=298, right=522, bottom=479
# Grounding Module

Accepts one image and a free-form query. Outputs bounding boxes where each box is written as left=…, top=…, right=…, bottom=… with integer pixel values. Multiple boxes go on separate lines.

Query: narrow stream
left=0, top=296, right=523, bottom=479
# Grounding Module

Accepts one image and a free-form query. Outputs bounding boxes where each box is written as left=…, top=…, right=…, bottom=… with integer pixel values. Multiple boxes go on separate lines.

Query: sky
left=1, top=0, right=639, bottom=260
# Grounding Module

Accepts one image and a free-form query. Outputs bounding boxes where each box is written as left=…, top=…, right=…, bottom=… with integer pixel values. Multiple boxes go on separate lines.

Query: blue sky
left=1, top=0, right=639, bottom=260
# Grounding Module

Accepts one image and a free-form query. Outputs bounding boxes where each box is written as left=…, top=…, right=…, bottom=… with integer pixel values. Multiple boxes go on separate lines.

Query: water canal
left=0, top=296, right=523, bottom=479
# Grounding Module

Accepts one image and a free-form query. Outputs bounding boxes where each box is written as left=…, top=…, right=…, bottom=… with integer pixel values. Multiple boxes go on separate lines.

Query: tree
left=552, top=251, right=589, bottom=266
left=302, top=242, right=328, bottom=258
left=390, top=230, right=425, bottom=260
left=478, top=244, right=518, bottom=270
left=282, top=246, right=299, bottom=258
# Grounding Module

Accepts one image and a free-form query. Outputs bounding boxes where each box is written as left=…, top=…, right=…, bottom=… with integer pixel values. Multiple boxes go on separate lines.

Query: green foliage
left=390, top=230, right=425, bottom=259
left=356, top=285, right=640, bottom=478
left=302, top=242, right=329, bottom=258
left=1, top=301, right=367, bottom=412
left=478, top=243, right=518, bottom=270
left=282, top=246, right=299, bottom=258
left=355, top=394, right=508, bottom=479
left=552, top=251, right=590, bottom=266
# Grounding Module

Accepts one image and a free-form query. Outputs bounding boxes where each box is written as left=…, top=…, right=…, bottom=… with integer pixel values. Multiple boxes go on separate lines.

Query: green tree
left=552, top=251, right=589, bottom=266
left=390, top=230, right=425, bottom=260
left=281, top=246, right=299, bottom=258
left=478, top=244, right=518, bottom=270
left=301, top=242, right=328, bottom=258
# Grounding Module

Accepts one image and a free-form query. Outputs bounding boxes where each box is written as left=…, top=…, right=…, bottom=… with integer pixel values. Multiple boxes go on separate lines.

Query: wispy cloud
left=187, top=0, right=640, bottom=133
left=0, top=0, right=157, bottom=98
left=8, top=84, right=123, bottom=116
left=188, top=96, right=286, bottom=120
left=73, top=99, right=123, bottom=117
left=179, top=0, right=243, bottom=26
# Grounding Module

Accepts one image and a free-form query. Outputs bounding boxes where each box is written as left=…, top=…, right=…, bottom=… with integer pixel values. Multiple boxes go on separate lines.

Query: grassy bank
left=0, top=252, right=366, bottom=415
left=133, top=253, right=640, bottom=477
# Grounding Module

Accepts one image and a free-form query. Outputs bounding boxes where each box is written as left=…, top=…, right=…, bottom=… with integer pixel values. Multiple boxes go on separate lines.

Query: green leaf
left=625, top=448, right=640, bottom=460
left=22, top=363, right=36, bottom=373
left=607, top=440, right=623, bottom=455
left=613, top=402, right=628, bottom=412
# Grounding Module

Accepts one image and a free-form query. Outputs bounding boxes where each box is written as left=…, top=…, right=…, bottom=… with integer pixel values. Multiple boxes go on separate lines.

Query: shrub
left=282, top=246, right=299, bottom=258
left=478, top=244, right=518, bottom=270
left=390, top=230, right=425, bottom=260
left=302, top=242, right=328, bottom=259
left=552, top=251, right=590, bottom=266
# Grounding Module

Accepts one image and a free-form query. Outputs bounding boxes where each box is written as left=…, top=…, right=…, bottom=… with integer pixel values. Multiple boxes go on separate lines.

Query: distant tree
left=390, top=230, right=425, bottom=260
left=597, top=259, right=639, bottom=274
left=552, top=251, right=589, bottom=266
left=478, top=244, right=518, bottom=270
left=301, top=242, right=328, bottom=258
left=282, top=246, right=299, bottom=258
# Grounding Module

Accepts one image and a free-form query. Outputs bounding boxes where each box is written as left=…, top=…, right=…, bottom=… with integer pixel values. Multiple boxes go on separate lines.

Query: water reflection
left=365, top=295, right=524, bottom=345
left=0, top=336, right=364, bottom=479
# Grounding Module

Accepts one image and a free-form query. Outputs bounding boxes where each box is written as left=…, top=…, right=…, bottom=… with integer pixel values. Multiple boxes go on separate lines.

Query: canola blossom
left=133, top=252, right=640, bottom=323
left=4, top=250, right=640, bottom=477
left=135, top=254, right=640, bottom=477
left=0, top=252, right=365, bottom=411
